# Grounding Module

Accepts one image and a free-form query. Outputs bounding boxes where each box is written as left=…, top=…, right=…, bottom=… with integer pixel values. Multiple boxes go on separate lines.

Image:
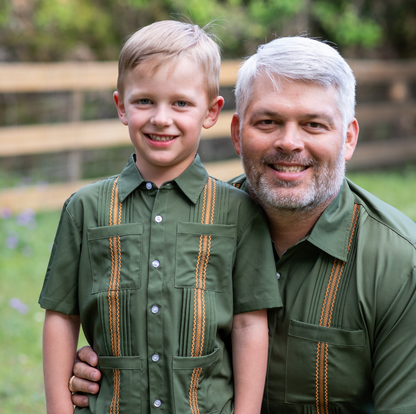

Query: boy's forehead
left=130, top=55, right=198, bottom=78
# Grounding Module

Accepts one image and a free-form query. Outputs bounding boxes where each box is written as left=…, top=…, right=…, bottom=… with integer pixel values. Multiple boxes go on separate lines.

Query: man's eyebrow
left=248, top=109, right=281, bottom=120
left=303, top=113, right=336, bottom=125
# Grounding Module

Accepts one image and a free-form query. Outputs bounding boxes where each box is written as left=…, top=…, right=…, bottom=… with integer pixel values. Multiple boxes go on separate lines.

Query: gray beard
left=241, top=144, right=346, bottom=214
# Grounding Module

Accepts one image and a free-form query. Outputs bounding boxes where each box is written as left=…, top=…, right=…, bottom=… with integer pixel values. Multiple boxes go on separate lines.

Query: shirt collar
left=117, top=154, right=208, bottom=204
left=232, top=174, right=355, bottom=262
left=305, top=179, right=355, bottom=262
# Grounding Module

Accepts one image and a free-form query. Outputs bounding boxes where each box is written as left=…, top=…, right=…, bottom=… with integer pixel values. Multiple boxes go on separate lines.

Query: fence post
left=67, top=90, right=83, bottom=181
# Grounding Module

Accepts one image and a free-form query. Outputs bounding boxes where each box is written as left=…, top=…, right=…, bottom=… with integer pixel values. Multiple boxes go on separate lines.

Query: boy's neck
left=135, top=157, right=194, bottom=188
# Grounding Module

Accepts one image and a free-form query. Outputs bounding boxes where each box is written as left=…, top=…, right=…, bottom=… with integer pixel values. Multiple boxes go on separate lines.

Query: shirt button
left=151, top=305, right=159, bottom=314
left=146, top=182, right=152, bottom=190
left=276, top=272, right=281, bottom=280
left=155, top=215, right=163, bottom=223
left=151, top=353, right=160, bottom=362
left=154, top=399, right=162, bottom=408
left=152, top=259, right=160, bottom=268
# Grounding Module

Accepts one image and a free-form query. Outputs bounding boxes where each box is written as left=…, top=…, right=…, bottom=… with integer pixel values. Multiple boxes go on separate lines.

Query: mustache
left=259, top=152, right=318, bottom=167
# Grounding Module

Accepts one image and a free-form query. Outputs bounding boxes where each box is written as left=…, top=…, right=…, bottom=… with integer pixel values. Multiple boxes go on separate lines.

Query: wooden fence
left=1, top=59, right=416, bottom=212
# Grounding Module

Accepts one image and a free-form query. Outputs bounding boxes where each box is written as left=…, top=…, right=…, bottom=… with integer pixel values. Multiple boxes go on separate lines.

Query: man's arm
left=232, top=309, right=268, bottom=414
left=373, top=266, right=416, bottom=411
left=43, top=310, right=80, bottom=414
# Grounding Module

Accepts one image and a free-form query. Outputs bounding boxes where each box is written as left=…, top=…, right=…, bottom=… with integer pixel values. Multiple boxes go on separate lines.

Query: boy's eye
left=176, top=101, right=187, bottom=107
left=138, top=99, right=151, bottom=105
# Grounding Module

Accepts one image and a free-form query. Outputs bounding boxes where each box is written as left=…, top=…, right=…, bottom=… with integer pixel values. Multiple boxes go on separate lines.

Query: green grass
left=0, top=209, right=88, bottom=414
left=1, top=168, right=415, bottom=413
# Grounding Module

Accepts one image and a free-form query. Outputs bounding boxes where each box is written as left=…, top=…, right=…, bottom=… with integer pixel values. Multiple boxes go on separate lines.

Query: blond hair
left=117, top=20, right=221, bottom=102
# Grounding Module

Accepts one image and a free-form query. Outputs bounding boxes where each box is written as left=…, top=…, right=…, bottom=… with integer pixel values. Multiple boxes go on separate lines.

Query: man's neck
left=261, top=200, right=332, bottom=258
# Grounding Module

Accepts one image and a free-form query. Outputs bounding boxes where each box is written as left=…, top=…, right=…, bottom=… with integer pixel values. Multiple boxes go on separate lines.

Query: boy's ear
left=202, top=96, right=225, bottom=129
left=113, top=91, right=128, bottom=126
left=230, top=113, right=242, bottom=156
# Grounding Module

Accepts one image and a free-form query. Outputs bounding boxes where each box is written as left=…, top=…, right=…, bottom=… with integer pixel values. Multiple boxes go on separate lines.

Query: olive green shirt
left=39, top=155, right=281, bottom=414
left=231, top=175, right=416, bottom=414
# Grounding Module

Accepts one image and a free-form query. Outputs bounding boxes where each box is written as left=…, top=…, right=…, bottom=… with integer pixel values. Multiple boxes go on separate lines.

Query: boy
left=39, top=20, right=281, bottom=414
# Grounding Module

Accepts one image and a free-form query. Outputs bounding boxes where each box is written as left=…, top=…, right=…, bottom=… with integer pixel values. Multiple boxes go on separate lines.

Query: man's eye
left=309, top=122, right=322, bottom=128
left=138, top=99, right=151, bottom=105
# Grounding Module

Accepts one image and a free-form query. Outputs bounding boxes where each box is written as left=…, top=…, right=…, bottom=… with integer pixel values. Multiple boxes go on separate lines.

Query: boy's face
left=114, top=58, right=223, bottom=186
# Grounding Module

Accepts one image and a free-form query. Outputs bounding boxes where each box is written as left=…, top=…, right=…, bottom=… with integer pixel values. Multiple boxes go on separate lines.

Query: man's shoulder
left=347, top=178, right=416, bottom=248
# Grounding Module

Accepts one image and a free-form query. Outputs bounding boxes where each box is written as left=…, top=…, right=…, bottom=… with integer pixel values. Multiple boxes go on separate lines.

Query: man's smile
left=270, top=164, right=308, bottom=173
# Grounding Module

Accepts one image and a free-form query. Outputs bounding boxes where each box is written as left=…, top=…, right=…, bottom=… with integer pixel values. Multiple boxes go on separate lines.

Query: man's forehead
left=246, top=75, right=339, bottom=114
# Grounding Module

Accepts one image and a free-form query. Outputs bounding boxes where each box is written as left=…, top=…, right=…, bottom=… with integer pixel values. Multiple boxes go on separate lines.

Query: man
left=69, top=37, right=416, bottom=413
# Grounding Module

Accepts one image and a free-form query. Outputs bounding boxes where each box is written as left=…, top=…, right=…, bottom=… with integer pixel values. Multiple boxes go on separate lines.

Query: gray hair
left=235, top=36, right=356, bottom=135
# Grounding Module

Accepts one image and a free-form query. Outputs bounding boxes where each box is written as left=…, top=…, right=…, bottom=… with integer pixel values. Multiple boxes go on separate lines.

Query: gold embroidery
left=108, top=177, right=122, bottom=414
left=189, top=178, right=216, bottom=413
left=315, top=204, right=360, bottom=414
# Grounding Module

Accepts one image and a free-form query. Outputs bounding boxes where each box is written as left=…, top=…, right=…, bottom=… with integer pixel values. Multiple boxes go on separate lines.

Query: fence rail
left=1, top=59, right=416, bottom=212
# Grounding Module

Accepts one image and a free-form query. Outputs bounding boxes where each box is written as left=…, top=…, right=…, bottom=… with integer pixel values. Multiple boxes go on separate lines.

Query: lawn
left=1, top=168, right=415, bottom=413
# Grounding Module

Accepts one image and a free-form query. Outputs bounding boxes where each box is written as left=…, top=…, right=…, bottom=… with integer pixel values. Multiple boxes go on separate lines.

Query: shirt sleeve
left=232, top=206, right=282, bottom=314
left=373, top=265, right=416, bottom=413
left=38, top=199, right=81, bottom=315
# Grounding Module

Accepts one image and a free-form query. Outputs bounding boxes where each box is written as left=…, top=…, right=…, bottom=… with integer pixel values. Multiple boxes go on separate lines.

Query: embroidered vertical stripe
left=108, top=177, right=122, bottom=414
left=315, top=204, right=360, bottom=414
left=189, top=177, right=216, bottom=414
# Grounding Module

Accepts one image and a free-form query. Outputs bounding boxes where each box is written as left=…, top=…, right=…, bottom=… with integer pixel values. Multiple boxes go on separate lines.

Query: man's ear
left=113, top=91, right=128, bottom=126
left=202, top=96, right=225, bottom=129
left=344, top=118, right=359, bottom=161
left=230, top=113, right=242, bottom=156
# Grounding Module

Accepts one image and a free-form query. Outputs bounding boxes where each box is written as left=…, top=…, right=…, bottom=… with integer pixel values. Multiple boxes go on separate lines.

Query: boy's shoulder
left=64, top=175, right=120, bottom=211
left=208, top=175, right=263, bottom=218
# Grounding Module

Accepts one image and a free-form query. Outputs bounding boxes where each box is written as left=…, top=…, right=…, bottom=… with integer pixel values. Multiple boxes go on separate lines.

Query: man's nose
left=273, top=123, right=304, bottom=153
left=150, top=105, right=173, bottom=127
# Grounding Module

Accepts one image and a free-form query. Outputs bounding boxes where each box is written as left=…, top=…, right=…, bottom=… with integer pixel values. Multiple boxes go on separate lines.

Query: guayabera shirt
left=39, top=155, right=282, bottom=414
left=231, top=175, right=416, bottom=414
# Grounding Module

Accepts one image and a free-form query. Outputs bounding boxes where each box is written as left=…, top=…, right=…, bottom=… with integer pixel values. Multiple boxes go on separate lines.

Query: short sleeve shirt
left=39, top=155, right=282, bottom=414
left=231, top=175, right=416, bottom=414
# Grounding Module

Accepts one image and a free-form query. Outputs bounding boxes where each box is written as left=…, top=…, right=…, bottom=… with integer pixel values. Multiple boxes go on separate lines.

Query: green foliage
left=0, top=0, right=390, bottom=61
left=312, top=1, right=382, bottom=48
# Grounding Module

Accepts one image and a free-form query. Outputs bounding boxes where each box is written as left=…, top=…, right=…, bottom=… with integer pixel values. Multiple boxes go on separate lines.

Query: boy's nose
left=150, top=105, right=173, bottom=127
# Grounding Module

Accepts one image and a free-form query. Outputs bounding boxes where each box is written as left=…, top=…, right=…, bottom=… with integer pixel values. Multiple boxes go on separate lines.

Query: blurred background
left=1, top=0, right=416, bottom=412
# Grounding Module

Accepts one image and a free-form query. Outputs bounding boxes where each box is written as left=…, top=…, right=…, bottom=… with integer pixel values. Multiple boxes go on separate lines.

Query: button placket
left=147, top=188, right=168, bottom=408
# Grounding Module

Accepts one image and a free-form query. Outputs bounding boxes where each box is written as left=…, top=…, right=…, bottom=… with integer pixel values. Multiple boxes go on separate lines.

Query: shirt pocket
left=175, top=222, right=236, bottom=292
left=87, top=223, right=143, bottom=293
left=88, top=356, right=142, bottom=414
left=173, top=347, right=233, bottom=414
left=285, top=319, right=367, bottom=405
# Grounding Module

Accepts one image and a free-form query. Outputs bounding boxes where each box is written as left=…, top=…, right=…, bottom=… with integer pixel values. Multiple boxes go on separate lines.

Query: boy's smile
left=114, top=58, right=223, bottom=186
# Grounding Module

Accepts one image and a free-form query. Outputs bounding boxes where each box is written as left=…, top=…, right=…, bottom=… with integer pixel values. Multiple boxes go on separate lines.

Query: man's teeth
left=148, top=134, right=174, bottom=141
left=272, top=165, right=306, bottom=173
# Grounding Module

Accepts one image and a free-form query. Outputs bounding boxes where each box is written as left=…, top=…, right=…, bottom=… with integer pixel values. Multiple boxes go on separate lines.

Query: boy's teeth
left=148, top=134, right=174, bottom=141
left=272, top=165, right=306, bottom=173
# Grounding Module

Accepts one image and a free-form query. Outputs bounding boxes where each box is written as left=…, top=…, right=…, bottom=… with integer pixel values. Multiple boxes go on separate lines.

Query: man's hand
left=70, top=346, right=101, bottom=408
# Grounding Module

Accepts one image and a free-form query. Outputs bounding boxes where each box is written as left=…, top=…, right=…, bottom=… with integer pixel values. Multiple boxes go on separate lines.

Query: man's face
left=231, top=75, right=358, bottom=213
